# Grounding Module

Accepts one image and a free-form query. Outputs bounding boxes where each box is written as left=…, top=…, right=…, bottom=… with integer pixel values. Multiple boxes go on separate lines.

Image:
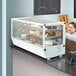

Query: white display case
left=11, top=17, right=65, bottom=60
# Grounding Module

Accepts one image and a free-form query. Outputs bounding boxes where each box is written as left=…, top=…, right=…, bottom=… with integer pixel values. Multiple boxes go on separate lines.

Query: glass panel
left=45, top=25, right=63, bottom=46
left=13, top=21, right=43, bottom=47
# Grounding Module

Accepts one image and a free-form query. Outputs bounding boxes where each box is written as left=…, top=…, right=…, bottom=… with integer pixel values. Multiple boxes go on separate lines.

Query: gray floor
left=13, top=48, right=70, bottom=76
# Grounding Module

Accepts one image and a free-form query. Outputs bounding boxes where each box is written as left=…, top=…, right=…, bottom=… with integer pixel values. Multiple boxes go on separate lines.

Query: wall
left=65, top=0, right=76, bottom=21
left=68, top=0, right=76, bottom=21
left=6, top=0, right=69, bottom=76
left=67, top=0, right=74, bottom=21
left=0, top=0, right=2, bottom=75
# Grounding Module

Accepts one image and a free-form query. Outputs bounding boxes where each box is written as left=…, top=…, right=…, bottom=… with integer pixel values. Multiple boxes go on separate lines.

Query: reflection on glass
left=13, top=21, right=63, bottom=47
left=13, top=21, right=43, bottom=46
left=45, top=25, right=63, bottom=46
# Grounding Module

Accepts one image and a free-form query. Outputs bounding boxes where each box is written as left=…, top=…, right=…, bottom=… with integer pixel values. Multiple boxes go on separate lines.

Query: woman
left=66, top=22, right=76, bottom=64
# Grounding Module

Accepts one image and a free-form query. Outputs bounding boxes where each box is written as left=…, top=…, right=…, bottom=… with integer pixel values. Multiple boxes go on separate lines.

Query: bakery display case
left=11, top=17, right=65, bottom=60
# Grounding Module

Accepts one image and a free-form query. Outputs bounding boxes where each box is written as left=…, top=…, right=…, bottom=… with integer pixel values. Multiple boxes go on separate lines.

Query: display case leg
left=47, top=58, right=51, bottom=61
left=47, top=58, right=51, bottom=63
left=59, top=55, right=62, bottom=58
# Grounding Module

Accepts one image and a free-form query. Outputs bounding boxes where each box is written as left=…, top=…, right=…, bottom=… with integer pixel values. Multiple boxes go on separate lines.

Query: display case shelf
left=45, top=36, right=61, bottom=39
left=46, top=29, right=62, bottom=32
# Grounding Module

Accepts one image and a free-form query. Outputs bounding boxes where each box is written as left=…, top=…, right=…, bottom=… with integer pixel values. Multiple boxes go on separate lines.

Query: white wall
left=68, top=0, right=76, bottom=21
left=67, top=0, right=73, bottom=21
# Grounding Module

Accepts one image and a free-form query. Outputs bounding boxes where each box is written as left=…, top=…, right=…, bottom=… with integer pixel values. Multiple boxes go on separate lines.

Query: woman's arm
left=66, top=33, right=76, bottom=42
